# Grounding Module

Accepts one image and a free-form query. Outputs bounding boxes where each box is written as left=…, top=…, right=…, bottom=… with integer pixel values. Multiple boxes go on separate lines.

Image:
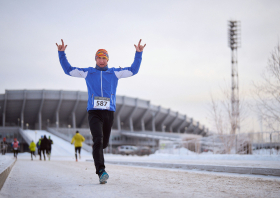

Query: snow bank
left=150, top=147, right=280, bottom=161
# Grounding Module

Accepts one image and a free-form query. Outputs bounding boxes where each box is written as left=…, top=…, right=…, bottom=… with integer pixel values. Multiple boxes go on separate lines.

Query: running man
left=71, top=131, right=85, bottom=162
left=56, top=39, right=145, bottom=184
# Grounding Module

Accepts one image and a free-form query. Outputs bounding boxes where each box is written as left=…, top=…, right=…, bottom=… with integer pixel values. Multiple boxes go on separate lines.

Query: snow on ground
left=1, top=142, right=280, bottom=197
left=23, top=130, right=91, bottom=157
left=0, top=154, right=15, bottom=173
left=150, top=147, right=280, bottom=161
left=103, top=154, right=280, bottom=169
left=1, top=130, right=279, bottom=197
left=102, top=147, right=280, bottom=169
left=1, top=158, right=280, bottom=198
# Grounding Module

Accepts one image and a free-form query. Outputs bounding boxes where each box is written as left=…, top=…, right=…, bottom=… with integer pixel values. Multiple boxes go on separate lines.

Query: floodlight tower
left=228, top=20, right=241, bottom=134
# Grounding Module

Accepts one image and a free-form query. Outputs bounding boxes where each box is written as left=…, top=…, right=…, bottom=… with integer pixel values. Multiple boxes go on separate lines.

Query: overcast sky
left=1, top=0, right=280, bottom=132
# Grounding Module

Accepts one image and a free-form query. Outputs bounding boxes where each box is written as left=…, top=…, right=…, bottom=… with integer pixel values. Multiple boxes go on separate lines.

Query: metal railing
left=47, top=127, right=92, bottom=153
left=155, top=131, right=280, bottom=155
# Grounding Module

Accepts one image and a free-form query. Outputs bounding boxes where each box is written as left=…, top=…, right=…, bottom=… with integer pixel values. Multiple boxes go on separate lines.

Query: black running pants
left=75, top=147, right=81, bottom=160
left=31, top=151, right=35, bottom=159
left=13, top=149, right=18, bottom=157
left=40, top=149, right=46, bottom=160
left=88, top=110, right=114, bottom=174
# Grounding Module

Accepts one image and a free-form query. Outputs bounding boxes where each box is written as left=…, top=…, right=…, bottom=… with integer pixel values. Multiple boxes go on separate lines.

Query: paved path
left=1, top=158, right=280, bottom=198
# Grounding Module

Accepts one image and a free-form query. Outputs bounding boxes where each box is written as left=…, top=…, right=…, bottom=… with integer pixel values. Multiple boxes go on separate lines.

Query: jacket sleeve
left=58, top=51, right=89, bottom=78
left=113, top=51, right=142, bottom=79
left=82, top=136, right=85, bottom=142
left=71, top=137, right=75, bottom=144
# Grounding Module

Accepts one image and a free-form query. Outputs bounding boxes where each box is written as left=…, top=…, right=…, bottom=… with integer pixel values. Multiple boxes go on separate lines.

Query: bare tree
left=253, top=43, right=280, bottom=131
left=208, top=85, right=249, bottom=154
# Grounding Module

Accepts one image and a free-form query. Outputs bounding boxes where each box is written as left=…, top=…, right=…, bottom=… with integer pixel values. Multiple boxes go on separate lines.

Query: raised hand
left=134, top=39, right=146, bottom=52
left=56, top=39, right=67, bottom=51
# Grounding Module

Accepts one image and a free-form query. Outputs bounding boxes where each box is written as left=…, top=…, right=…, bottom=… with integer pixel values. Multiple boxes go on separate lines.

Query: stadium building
left=0, top=89, right=209, bottom=153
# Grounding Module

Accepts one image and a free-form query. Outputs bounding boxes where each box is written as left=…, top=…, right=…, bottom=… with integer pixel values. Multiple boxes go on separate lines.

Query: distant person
left=47, top=136, right=53, bottom=161
left=37, top=136, right=43, bottom=160
left=40, top=135, right=49, bottom=161
left=1, top=137, right=8, bottom=155
left=56, top=39, right=145, bottom=184
left=29, top=140, right=36, bottom=160
left=12, top=138, right=20, bottom=158
left=71, top=131, right=85, bottom=162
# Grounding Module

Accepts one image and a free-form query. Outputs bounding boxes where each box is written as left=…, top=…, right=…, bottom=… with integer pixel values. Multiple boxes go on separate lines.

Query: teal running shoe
left=98, top=169, right=109, bottom=184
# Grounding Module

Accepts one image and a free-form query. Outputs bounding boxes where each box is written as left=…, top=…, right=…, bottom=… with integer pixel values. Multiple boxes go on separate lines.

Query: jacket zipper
left=101, top=71, right=103, bottom=97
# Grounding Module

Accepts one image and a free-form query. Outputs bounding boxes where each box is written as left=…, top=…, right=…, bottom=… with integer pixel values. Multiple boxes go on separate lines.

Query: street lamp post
left=68, top=125, right=71, bottom=138
left=26, top=123, right=29, bottom=130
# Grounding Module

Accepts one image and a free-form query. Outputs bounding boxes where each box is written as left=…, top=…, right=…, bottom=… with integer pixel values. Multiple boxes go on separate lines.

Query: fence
left=156, top=131, right=280, bottom=155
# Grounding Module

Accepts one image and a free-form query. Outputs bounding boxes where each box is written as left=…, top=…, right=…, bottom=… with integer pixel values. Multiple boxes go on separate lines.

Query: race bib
left=94, top=97, right=110, bottom=109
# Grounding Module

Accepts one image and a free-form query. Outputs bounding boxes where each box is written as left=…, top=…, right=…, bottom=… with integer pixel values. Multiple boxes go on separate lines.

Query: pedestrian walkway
left=0, top=156, right=280, bottom=198
left=0, top=155, right=280, bottom=198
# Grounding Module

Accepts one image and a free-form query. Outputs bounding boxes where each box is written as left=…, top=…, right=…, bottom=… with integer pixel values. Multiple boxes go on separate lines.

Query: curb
left=0, top=159, right=16, bottom=190
left=100, top=160, right=280, bottom=177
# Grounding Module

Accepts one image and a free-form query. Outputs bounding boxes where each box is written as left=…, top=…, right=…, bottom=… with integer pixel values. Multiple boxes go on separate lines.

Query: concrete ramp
left=22, top=130, right=91, bottom=156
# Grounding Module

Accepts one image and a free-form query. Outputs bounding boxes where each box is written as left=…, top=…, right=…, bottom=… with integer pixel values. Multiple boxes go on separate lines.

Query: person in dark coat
left=37, top=136, right=43, bottom=160
left=47, top=136, right=53, bottom=161
left=40, top=135, right=49, bottom=161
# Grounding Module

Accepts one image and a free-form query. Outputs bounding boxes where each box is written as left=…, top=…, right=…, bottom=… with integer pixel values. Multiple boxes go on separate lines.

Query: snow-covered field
left=151, top=147, right=280, bottom=161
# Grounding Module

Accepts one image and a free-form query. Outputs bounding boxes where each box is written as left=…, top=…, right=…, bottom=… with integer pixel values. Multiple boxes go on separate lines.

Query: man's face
left=96, top=57, right=108, bottom=68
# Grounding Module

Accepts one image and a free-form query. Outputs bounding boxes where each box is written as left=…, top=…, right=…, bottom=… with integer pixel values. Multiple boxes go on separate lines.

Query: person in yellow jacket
left=71, top=131, right=85, bottom=162
left=29, top=140, right=36, bottom=160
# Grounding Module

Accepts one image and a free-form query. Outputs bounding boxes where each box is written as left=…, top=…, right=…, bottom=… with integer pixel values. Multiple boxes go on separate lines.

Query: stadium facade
left=0, top=89, right=209, bottom=152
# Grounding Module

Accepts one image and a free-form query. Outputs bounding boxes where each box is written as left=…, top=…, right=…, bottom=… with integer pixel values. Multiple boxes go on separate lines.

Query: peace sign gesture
left=134, top=39, right=146, bottom=52
left=56, top=39, right=67, bottom=51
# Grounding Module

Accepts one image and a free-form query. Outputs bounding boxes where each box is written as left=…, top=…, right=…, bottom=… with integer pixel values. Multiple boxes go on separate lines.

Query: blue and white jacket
left=58, top=51, right=143, bottom=112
